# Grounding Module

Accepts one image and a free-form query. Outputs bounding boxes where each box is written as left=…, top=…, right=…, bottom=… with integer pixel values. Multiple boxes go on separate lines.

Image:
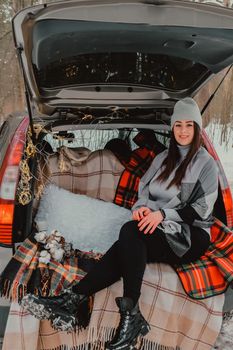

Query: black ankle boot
left=50, top=292, right=92, bottom=332
left=21, top=291, right=91, bottom=332
left=105, top=297, right=150, bottom=350
left=21, top=290, right=83, bottom=319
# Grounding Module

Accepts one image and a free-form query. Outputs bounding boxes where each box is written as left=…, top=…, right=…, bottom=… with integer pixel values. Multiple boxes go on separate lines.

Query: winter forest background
left=0, top=0, right=233, bottom=189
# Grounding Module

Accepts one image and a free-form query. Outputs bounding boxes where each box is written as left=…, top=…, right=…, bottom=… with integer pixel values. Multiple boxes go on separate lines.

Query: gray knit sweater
left=132, top=146, right=218, bottom=257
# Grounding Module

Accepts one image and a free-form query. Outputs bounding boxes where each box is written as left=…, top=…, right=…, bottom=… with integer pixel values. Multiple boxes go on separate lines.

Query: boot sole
left=131, top=324, right=150, bottom=350
left=20, top=294, right=52, bottom=320
left=106, top=323, right=150, bottom=350
left=50, top=313, right=76, bottom=332
left=133, top=324, right=151, bottom=350
left=140, top=323, right=150, bottom=336
left=21, top=294, right=77, bottom=332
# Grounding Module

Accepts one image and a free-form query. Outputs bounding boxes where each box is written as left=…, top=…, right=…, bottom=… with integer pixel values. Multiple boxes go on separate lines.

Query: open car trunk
left=1, top=116, right=233, bottom=350
left=12, top=117, right=231, bottom=246
left=7, top=116, right=233, bottom=319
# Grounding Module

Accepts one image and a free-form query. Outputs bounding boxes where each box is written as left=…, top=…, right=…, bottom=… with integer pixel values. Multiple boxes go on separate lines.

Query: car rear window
left=44, top=128, right=170, bottom=152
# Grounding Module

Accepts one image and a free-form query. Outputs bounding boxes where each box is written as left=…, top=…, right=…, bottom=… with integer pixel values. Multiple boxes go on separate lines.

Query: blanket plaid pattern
left=37, top=148, right=125, bottom=203
left=175, top=218, right=233, bottom=299
left=2, top=263, right=224, bottom=350
left=114, top=147, right=156, bottom=209
left=0, top=235, right=98, bottom=301
left=114, top=132, right=165, bottom=209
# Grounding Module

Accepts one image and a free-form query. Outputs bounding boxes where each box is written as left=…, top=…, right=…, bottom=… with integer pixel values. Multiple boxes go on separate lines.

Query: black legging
left=73, top=220, right=210, bottom=305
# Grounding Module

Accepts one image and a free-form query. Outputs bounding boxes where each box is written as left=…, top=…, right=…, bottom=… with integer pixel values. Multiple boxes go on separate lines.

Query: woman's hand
left=138, top=210, right=163, bottom=234
left=132, top=207, right=152, bottom=221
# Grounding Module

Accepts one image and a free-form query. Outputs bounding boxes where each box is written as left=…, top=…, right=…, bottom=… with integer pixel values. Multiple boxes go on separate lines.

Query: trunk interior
left=12, top=107, right=228, bottom=247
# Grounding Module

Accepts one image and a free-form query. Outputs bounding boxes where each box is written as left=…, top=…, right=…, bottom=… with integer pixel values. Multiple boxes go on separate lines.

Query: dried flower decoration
left=39, top=250, right=51, bottom=264
left=51, top=248, right=65, bottom=262
left=35, top=231, right=47, bottom=244
left=34, top=229, right=72, bottom=264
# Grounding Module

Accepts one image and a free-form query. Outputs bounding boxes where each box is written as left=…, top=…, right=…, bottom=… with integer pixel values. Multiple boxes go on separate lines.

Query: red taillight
left=0, top=117, right=29, bottom=247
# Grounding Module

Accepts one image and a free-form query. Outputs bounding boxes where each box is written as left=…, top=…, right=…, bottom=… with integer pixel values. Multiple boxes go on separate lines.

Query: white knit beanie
left=171, top=98, right=202, bottom=129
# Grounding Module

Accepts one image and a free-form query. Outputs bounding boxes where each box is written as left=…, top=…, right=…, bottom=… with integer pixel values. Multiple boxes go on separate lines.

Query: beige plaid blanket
left=36, top=147, right=124, bottom=203
left=3, top=263, right=224, bottom=350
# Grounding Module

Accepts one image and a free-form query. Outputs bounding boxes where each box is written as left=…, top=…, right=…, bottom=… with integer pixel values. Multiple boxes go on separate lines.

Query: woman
left=23, top=98, right=218, bottom=349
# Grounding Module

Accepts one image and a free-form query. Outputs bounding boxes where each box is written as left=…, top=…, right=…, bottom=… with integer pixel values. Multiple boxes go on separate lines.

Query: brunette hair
left=156, top=123, right=202, bottom=188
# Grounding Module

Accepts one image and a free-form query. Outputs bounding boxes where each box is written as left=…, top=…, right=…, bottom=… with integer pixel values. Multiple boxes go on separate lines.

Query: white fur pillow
left=34, top=184, right=132, bottom=253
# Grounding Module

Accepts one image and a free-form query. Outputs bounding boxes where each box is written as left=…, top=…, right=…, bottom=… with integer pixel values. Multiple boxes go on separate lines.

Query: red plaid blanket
left=114, top=131, right=166, bottom=209
left=175, top=218, right=233, bottom=299
left=0, top=235, right=98, bottom=301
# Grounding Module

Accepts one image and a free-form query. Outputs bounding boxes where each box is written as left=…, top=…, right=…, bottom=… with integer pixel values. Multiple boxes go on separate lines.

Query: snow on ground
left=213, top=311, right=233, bottom=350
left=205, top=123, right=233, bottom=189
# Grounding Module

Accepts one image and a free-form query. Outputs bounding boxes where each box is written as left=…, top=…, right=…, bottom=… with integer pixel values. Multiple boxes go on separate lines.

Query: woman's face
left=173, top=120, right=195, bottom=146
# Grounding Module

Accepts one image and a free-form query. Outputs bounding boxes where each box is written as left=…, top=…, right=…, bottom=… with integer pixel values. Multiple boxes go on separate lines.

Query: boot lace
left=120, top=311, right=131, bottom=333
